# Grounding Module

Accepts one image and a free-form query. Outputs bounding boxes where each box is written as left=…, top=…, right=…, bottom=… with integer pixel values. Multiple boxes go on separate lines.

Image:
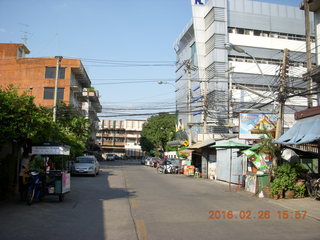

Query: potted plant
left=294, top=184, right=306, bottom=198
left=270, top=162, right=303, bottom=199
left=271, top=178, right=282, bottom=199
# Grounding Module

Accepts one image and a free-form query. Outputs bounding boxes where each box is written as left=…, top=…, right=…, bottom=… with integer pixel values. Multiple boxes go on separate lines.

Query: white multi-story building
left=97, top=119, right=146, bottom=158
left=174, top=0, right=315, bottom=144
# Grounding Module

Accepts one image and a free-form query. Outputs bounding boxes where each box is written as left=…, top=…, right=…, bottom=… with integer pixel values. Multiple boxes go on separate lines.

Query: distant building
left=301, top=0, right=320, bottom=103
left=97, top=119, right=146, bottom=158
left=0, top=43, right=102, bottom=142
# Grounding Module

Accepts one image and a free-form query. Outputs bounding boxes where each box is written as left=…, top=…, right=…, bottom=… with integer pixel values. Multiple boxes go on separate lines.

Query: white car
left=145, top=157, right=152, bottom=166
left=72, top=156, right=100, bottom=176
left=106, top=153, right=116, bottom=161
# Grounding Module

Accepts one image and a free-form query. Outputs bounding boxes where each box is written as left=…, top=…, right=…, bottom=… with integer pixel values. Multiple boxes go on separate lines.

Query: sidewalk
left=264, top=197, right=320, bottom=222
left=198, top=176, right=320, bottom=221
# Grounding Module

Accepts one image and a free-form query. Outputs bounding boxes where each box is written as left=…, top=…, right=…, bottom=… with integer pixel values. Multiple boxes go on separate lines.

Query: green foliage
left=0, top=86, right=92, bottom=159
left=140, top=113, right=176, bottom=153
left=0, top=85, right=39, bottom=143
left=294, top=184, right=306, bottom=198
left=29, top=155, right=45, bottom=173
left=140, top=136, right=155, bottom=154
left=270, top=162, right=304, bottom=196
left=257, top=129, right=281, bottom=159
left=271, top=178, right=282, bottom=195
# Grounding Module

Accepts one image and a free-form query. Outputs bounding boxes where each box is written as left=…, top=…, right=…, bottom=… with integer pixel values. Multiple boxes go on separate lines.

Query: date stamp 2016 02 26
left=208, top=210, right=307, bottom=220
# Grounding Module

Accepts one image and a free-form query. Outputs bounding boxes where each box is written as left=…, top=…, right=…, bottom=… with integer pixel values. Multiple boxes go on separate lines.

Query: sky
left=0, top=0, right=303, bottom=120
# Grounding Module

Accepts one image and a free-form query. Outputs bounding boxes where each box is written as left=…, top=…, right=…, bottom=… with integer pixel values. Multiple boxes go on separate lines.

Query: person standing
left=19, top=152, right=30, bottom=200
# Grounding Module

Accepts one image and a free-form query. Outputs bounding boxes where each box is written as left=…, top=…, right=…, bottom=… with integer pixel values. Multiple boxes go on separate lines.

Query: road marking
left=130, top=199, right=138, bottom=209
left=136, top=219, right=148, bottom=240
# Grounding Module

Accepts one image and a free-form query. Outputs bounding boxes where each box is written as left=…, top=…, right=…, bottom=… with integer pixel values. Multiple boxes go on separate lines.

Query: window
left=45, top=67, right=66, bottom=79
left=17, top=48, right=23, bottom=58
left=253, top=30, right=261, bottom=36
left=43, top=87, right=64, bottom=100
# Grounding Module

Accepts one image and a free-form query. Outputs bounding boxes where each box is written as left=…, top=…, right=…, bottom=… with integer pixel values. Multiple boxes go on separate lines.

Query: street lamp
left=225, top=43, right=265, bottom=79
left=157, top=80, right=178, bottom=122
left=225, top=43, right=275, bottom=99
left=157, top=81, right=175, bottom=88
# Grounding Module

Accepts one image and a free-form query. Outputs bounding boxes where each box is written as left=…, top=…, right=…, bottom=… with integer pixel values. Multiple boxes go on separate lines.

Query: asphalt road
left=0, top=160, right=319, bottom=240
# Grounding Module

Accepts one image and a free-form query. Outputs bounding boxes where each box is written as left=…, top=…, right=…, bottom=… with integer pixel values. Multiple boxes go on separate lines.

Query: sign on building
left=239, top=113, right=277, bottom=140
left=192, top=0, right=205, bottom=5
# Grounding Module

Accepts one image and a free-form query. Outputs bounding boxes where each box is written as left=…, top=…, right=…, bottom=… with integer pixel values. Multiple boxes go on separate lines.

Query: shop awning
left=274, top=114, right=320, bottom=145
left=32, top=142, right=70, bottom=156
left=188, top=139, right=215, bottom=149
left=179, top=149, right=194, bottom=154
left=210, top=141, right=251, bottom=149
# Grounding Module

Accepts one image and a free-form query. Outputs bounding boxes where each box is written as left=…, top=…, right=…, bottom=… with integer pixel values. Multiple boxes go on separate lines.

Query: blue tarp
left=274, top=114, right=320, bottom=145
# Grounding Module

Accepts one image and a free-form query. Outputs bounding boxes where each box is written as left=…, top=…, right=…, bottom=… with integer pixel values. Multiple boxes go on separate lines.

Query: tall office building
left=174, top=0, right=315, bottom=144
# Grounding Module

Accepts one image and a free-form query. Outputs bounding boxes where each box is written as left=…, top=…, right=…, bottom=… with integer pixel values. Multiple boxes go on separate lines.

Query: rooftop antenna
left=17, top=22, right=31, bottom=44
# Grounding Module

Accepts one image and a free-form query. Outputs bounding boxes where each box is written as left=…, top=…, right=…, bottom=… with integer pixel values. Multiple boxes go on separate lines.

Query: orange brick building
left=0, top=43, right=101, bottom=122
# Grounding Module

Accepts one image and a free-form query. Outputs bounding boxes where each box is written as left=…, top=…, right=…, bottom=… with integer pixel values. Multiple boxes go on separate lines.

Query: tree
left=140, top=113, right=176, bottom=154
left=0, top=87, right=91, bottom=158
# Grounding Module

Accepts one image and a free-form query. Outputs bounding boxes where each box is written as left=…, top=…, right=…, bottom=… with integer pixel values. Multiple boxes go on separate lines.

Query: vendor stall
left=31, top=142, right=71, bottom=202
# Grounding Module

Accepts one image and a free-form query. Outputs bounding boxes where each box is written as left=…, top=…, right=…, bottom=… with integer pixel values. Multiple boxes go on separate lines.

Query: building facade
left=0, top=43, right=102, bottom=141
left=174, top=0, right=315, bottom=145
left=97, top=119, right=146, bottom=158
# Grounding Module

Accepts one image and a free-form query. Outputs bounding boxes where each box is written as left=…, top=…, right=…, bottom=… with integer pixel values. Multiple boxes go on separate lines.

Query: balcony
left=71, top=63, right=91, bottom=87
left=114, top=142, right=125, bottom=146
left=114, top=133, right=125, bottom=138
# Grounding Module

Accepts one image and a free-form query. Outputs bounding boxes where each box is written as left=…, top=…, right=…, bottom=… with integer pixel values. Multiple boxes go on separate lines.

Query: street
left=0, top=160, right=319, bottom=240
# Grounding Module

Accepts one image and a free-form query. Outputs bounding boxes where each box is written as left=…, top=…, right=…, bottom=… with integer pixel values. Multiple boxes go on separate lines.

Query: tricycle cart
left=46, top=170, right=70, bottom=201
left=31, top=142, right=71, bottom=202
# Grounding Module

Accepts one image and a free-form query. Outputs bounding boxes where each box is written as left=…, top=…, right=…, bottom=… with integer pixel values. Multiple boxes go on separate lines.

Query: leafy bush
left=294, top=184, right=306, bottom=198
left=270, top=162, right=303, bottom=196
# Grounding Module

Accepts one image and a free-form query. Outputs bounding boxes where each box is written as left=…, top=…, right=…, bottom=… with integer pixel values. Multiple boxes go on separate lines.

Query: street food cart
left=31, top=143, right=71, bottom=201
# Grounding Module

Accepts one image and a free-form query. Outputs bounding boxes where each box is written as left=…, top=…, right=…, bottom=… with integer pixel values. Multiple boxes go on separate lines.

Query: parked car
left=106, top=153, right=116, bottom=161
left=145, top=157, right=152, bottom=166
left=141, top=156, right=148, bottom=165
left=72, top=156, right=100, bottom=176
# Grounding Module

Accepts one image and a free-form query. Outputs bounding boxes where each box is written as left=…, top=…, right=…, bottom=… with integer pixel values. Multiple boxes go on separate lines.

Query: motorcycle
left=26, top=170, right=44, bottom=205
left=164, top=162, right=174, bottom=174
left=305, top=176, right=320, bottom=200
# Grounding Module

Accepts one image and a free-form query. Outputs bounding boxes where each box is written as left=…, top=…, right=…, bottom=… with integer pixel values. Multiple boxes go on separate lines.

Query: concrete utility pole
left=304, top=0, right=313, bottom=108
left=183, top=59, right=197, bottom=144
left=53, top=56, right=63, bottom=122
left=226, top=65, right=235, bottom=134
left=275, top=49, right=289, bottom=141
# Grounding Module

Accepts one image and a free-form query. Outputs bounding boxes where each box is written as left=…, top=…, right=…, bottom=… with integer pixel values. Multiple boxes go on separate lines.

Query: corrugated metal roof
left=188, top=139, right=216, bottom=149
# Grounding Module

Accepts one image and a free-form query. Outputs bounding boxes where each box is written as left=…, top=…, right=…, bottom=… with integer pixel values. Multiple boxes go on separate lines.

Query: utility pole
left=53, top=56, right=63, bottom=122
left=275, top=49, right=289, bottom=141
left=185, top=60, right=193, bottom=144
left=226, top=65, right=235, bottom=134
left=304, top=0, right=313, bottom=108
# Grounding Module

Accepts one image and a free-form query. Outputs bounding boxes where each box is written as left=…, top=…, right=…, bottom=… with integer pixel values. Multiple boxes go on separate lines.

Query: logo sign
left=193, top=0, right=205, bottom=5
left=239, top=113, right=277, bottom=140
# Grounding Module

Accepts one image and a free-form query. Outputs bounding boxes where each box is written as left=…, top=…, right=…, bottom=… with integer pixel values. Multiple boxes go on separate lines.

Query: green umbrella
left=211, top=141, right=251, bottom=149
